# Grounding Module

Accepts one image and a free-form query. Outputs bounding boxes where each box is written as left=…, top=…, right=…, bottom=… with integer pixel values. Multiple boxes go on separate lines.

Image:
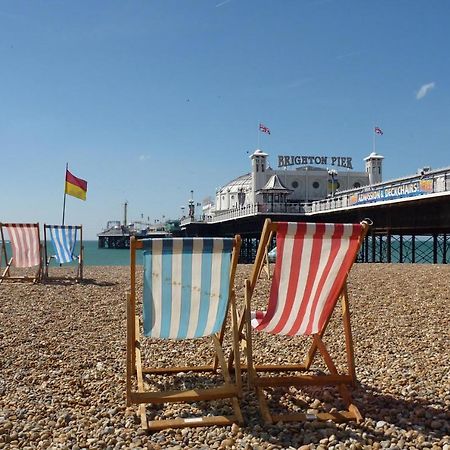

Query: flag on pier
left=259, top=123, right=271, bottom=135
left=374, top=126, right=383, bottom=135
left=65, top=170, right=88, bottom=201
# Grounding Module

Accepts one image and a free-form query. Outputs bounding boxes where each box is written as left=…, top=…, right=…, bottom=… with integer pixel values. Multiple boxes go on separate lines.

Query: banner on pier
left=349, top=179, right=433, bottom=206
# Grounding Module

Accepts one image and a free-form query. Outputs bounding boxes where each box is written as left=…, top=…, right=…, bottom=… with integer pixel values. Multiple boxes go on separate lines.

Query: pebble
left=0, top=264, right=449, bottom=449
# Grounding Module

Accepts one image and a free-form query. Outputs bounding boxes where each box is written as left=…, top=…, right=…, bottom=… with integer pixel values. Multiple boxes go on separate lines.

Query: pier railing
left=180, top=166, right=450, bottom=226
left=310, top=166, right=450, bottom=213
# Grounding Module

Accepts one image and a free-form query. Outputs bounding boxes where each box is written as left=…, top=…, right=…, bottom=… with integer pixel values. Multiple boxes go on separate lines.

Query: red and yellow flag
left=65, top=170, right=88, bottom=201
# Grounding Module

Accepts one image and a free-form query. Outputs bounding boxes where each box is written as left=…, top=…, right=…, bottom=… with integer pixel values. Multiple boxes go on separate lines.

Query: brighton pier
left=181, top=150, right=450, bottom=264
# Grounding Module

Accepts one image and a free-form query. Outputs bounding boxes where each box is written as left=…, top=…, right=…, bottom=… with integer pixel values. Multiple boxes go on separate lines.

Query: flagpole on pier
left=257, top=121, right=260, bottom=148
left=62, top=163, right=68, bottom=225
left=372, top=124, right=376, bottom=153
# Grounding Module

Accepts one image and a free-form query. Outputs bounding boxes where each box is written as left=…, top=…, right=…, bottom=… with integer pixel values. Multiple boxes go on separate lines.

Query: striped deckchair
left=43, top=225, right=83, bottom=281
left=127, top=235, right=243, bottom=431
left=234, top=218, right=369, bottom=425
left=0, top=223, right=42, bottom=284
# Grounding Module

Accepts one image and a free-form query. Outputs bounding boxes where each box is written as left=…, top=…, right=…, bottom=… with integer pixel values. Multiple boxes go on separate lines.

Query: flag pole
left=257, top=122, right=260, bottom=149
left=372, top=124, right=376, bottom=153
left=62, top=163, right=68, bottom=225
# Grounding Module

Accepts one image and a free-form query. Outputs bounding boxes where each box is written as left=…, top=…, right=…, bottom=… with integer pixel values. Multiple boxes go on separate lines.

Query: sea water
left=81, top=241, right=135, bottom=266
left=1, top=241, right=138, bottom=267
left=1, top=239, right=443, bottom=266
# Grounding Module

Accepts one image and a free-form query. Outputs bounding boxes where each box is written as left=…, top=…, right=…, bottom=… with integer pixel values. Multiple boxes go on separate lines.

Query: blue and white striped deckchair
left=44, top=224, right=83, bottom=281
left=127, top=235, right=243, bottom=431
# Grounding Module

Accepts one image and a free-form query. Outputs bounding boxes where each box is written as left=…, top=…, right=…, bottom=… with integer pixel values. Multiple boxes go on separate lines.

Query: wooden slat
left=147, top=414, right=239, bottom=431
left=134, top=321, right=148, bottom=430
left=130, top=384, right=238, bottom=404
left=271, top=410, right=357, bottom=424
left=142, top=365, right=215, bottom=374
left=238, top=363, right=308, bottom=372
left=254, top=374, right=353, bottom=388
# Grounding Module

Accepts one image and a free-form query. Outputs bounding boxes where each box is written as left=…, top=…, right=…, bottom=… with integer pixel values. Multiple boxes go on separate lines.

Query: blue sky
left=1, top=0, right=449, bottom=239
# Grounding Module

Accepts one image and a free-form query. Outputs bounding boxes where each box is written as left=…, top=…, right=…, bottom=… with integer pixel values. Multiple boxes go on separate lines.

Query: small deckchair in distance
left=235, top=218, right=369, bottom=424
left=0, top=223, right=43, bottom=284
left=127, top=235, right=243, bottom=431
left=43, top=224, right=83, bottom=281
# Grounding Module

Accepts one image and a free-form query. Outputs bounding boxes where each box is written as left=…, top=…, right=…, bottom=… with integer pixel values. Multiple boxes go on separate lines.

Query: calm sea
left=82, top=241, right=135, bottom=266
left=2, top=241, right=136, bottom=267
left=1, top=239, right=443, bottom=266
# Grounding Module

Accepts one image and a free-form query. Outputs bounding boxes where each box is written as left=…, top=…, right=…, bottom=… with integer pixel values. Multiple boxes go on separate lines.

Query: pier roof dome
left=218, top=172, right=251, bottom=193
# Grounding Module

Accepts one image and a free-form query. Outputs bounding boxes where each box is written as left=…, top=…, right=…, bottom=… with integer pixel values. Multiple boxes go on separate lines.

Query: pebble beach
left=0, top=263, right=449, bottom=450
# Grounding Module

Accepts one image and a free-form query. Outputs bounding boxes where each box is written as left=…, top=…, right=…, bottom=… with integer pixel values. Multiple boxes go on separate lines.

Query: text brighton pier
left=278, top=155, right=353, bottom=169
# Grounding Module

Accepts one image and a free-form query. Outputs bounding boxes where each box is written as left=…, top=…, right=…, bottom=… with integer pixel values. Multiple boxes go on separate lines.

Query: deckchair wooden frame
left=234, top=218, right=369, bottom=424
left=126, top=235, right=244, bottom=431
left=257, top=230, right=274, bottom=280
left=43, top=224, right=84, bottom=282
left=0, top=223, right=43, bottom=284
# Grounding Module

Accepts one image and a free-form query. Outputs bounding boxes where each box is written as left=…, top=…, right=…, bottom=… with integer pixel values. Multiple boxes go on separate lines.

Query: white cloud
left=336, top=50, right=362, bottom=60
left=139, top=154, right=150, bottom=161
left=216, top=0, right=232, bottom=7
left=416, top=82, right=435, bottom=100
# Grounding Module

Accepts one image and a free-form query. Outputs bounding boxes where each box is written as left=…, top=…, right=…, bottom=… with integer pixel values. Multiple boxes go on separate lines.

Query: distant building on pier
left=203, top=149, right=383, bottom=217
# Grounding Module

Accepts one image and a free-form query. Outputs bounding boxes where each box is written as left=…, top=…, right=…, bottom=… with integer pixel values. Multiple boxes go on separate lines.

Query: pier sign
left=349, top=179, right=433, bottom=206
left=278, top=155, right=353, bottom=169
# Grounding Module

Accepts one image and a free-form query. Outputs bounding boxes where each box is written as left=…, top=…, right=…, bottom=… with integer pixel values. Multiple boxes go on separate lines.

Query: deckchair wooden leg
left=126, top=293, right=136, bottom=406
left=255, top=386, right=273, bottom=424
left=228, top=304, right=246, bottom=371
left=212, top=335, right=243, bottom=424
left=243, top=280, right=257, bottom=388
left=313, top=335, right=361, bottom=421
left=230, top=293, right=242, bottom=395
left=0, top=259, right=13, bottom=284
left=134, top=320, right=148, bottom=430
left=341, top=286, right=357, bottom=384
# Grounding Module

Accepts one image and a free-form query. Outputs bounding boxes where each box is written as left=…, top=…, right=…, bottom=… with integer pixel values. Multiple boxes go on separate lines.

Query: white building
left=207, top=149, right=383, bottom=215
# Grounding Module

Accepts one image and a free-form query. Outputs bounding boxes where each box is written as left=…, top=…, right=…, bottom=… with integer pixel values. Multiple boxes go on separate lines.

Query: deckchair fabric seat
left=5, top=224, right=41, bottom=268
left=43, top=224, right=83, bottom=281
left=251, top=222, right=364, bottom=336
left=0, top=223, right=42, bottom=283
left=47, top=225, right=78, bottom=263
left=141, top=238, right=233, bottom=340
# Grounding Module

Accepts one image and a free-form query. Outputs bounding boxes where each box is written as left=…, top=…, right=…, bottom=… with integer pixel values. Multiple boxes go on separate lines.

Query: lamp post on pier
left=328, top=169, right=338, bottom=197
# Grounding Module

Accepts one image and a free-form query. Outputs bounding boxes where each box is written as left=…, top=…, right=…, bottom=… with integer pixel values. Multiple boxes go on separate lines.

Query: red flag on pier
left=374, top=126, right=383, bottom=135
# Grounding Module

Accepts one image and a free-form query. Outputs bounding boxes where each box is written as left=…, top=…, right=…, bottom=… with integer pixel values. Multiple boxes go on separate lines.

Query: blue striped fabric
left=48, top=226, right=78, bottom=264
left=141, top=238, right=234, bottom=340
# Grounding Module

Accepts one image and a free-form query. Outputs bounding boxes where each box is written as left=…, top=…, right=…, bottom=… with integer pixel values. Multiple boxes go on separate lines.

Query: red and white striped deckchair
left=0, top=223, right=43, bottom=284
left=235, top=218, right=369, bottom=424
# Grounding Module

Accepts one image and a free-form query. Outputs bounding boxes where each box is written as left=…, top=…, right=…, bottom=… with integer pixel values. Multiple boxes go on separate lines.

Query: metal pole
left=62, top=163, right=68, bottom=225
left=443, top=233, right=447, bottom=264
left=399, top=235, right=403, bottom=263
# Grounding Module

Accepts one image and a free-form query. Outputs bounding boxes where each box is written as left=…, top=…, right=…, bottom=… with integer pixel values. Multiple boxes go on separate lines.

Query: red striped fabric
left=66, top=170, right=87, bottom=191
left=6, top=224, right=41, bottom=268
left=251, top=222, right=362, bottom=336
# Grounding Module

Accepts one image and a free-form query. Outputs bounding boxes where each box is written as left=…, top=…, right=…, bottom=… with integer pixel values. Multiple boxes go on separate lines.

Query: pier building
left=182, top=148, right=450, bottom=264
left=203, top=149, right=382, bottom=219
